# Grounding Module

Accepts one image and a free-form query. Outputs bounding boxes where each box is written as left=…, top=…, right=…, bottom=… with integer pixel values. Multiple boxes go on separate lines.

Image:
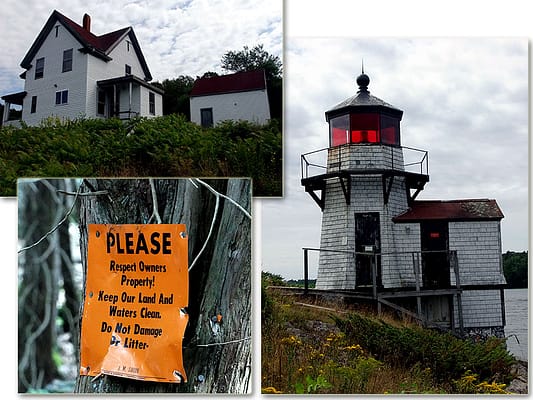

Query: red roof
left=393, top=199, right=504, bottom=222
left=190, top=70, right=267, bottom=96
left=20, top=10, right=152, bottom=81
left=55, top=12, right=130, bottom=53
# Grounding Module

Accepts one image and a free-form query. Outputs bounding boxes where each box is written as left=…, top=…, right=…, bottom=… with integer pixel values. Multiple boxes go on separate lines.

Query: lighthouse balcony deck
left=301, top=144, right=429, bottom=180
left=301, top=144, right=429, bottom=209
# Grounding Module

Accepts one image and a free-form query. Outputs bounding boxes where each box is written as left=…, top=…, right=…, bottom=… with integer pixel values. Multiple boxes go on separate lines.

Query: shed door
left=421, top=221, right=449, bottom=288
left=200, top=108, right=214, bottom=128
left=354, top=213, right=381, bottom=287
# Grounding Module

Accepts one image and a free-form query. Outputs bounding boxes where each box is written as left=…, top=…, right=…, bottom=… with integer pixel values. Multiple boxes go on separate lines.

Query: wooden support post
left=128, top=81, right=132, bottom=117
left=413, top=252, right=422, bottom=321
left=450, top=251, right=464, bottom=336
left=500, top=287, right=506, bottom=326
left=372, top=253, right=377, bottom=299
left=2, top=101, right=10, bottom=123
left=303, top=248, right=309, bottom=295
left=113, top=84, right=117, bottom=117
left=449, top=294, right=455, bottom=332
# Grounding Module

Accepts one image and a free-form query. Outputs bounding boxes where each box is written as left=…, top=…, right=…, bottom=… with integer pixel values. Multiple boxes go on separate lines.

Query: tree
left=221, top=44, right=282, bottom=80
left=18, top=179, right=80, bottom=392
left=73, top=178, right=251, bottom=393
left=200, top=71, right=219, bottom=79
left=152, top=76, right=195, bottom=117
left=502, top=251, right=528, bottom=288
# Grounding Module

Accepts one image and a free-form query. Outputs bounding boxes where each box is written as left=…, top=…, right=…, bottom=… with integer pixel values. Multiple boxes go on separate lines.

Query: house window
left=97, top=90, right=106, bottom=115
left=126, top=40, right=131, bottom=51
left=200, top=108, right=213, bottom=128
left=30, top=96, right=37, bottom=113
left=125, top=64, right=131, bottom=75
left=55, top=90, right=68, bottom=105
left=55, top=25, right=59, bottom=37
left=149, top=92, right=155, bottom=115
left=62, top=49, right=73, bottom=72
left=35, top=57, right=45, bottom=79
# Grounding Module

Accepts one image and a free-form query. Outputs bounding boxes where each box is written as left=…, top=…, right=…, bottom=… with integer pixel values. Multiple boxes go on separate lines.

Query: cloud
left=0, top=0, right=282, bottom=94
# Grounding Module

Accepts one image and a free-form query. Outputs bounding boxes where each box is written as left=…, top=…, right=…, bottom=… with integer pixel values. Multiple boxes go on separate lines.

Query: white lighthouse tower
left=301, top=71, right=507, bottom=338
left=302, top=71, right=429, bottom=291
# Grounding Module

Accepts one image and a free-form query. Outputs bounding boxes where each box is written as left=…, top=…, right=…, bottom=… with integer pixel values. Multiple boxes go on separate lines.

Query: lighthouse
left=301, top=71, right=506, bottom=337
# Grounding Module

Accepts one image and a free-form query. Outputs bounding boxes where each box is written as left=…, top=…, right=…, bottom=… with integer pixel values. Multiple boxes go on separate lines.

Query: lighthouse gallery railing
left=301, top=144, right=429, bottom=180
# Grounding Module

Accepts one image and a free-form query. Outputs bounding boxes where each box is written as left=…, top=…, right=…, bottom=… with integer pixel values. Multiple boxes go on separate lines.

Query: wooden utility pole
left=74, top=178, right=251, bottom=393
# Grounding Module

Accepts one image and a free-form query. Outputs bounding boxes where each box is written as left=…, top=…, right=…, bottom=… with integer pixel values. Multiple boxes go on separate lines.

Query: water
left=505, top=288, right=528, bottom=362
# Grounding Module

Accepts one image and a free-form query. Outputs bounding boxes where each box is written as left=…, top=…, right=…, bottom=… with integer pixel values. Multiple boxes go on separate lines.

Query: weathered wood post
left=303, top=248, right=309, bottom=294
left=74, top=178, right=251, bottom=393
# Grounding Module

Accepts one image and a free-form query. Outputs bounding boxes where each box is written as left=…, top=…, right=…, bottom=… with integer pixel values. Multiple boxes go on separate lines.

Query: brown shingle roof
left=190, top=70, right=267, bottom=96
left=393, top=199, right=504, bottom=222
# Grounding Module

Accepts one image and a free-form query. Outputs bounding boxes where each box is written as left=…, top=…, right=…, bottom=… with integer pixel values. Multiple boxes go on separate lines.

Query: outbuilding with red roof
left=189, top=69, right=270, bottom=127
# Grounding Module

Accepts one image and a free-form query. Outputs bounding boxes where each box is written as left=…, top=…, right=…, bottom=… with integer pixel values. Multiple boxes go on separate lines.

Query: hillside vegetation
left=0, top=115, right=281, bottom=197
left=262, top=274, right=518, bottom=394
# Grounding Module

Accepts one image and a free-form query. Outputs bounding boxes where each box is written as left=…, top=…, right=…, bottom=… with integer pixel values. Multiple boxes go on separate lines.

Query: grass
left=261, top=285, right=517, bottom=394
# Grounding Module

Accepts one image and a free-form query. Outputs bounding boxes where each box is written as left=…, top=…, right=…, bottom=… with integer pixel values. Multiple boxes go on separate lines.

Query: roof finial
left=356, top=62, right=370, bottom=94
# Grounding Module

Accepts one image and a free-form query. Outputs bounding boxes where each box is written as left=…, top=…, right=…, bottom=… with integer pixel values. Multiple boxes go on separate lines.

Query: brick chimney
left=82, top=13, right=91, bottom=32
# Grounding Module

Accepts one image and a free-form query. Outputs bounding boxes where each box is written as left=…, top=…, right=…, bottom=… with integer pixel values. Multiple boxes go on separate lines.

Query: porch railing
left=302, top=247, right=459, bottom=296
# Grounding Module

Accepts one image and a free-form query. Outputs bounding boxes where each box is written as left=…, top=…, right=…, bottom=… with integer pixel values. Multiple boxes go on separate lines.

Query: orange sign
left=80, top=224, right=189, bottom=383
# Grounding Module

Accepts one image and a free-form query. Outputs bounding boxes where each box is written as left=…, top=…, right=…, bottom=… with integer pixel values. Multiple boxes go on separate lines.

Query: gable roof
left=393, top=199, right=504, bottom=223
left=190, top=69, right=267, bottom=97
left=20, top=10, right=153, bottom=81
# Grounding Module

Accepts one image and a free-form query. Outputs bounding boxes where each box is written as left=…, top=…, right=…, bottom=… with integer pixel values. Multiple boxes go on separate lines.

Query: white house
left=1, top=10, right=163, bottom=126
left=189, top=69, right=270, bottom=127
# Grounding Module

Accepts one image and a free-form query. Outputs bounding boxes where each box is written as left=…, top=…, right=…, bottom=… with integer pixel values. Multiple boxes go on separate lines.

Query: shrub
left=333, top=313, right=515, bottom=384
left=0, top=116, right=281, bottom=196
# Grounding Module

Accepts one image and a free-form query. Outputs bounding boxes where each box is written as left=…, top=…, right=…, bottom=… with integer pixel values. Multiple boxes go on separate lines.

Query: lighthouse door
left=421, top=221, right=450, bottom=288
left=354, top=213, right=381, bottom=288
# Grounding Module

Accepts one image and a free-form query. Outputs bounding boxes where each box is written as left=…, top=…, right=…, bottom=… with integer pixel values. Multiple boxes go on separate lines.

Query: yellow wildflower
left=262, top=386, right=283, bottom=394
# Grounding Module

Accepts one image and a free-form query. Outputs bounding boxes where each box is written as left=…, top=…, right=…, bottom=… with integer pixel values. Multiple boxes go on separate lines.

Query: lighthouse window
left=380, top=114, right=400, bottom=145
left=329, top=114, right=349, bottom=146
left=350, top=113, right=379, bottom=143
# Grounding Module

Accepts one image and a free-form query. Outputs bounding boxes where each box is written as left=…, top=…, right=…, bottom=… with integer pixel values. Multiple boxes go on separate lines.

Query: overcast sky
left=0, top=0, right=281, bottom=95
left=262, top=37, right=528, bottom=280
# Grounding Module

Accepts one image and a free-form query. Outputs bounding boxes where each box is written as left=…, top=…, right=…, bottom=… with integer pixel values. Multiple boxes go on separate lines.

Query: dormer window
left=125, top=64, right=131, bottom=75
left=35, top=57, right=44, bottom=79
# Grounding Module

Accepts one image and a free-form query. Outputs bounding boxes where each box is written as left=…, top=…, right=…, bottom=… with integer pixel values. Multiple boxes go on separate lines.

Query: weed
left=262, top=282, right=517, bottom=394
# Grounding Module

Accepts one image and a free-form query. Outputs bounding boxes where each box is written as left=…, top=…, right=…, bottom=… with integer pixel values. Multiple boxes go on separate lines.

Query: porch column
left=128, top=81, right=132, bottom=117
left=113, top=84, right=117, bottom=117
left=2, top=101, right=10, bottom=123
